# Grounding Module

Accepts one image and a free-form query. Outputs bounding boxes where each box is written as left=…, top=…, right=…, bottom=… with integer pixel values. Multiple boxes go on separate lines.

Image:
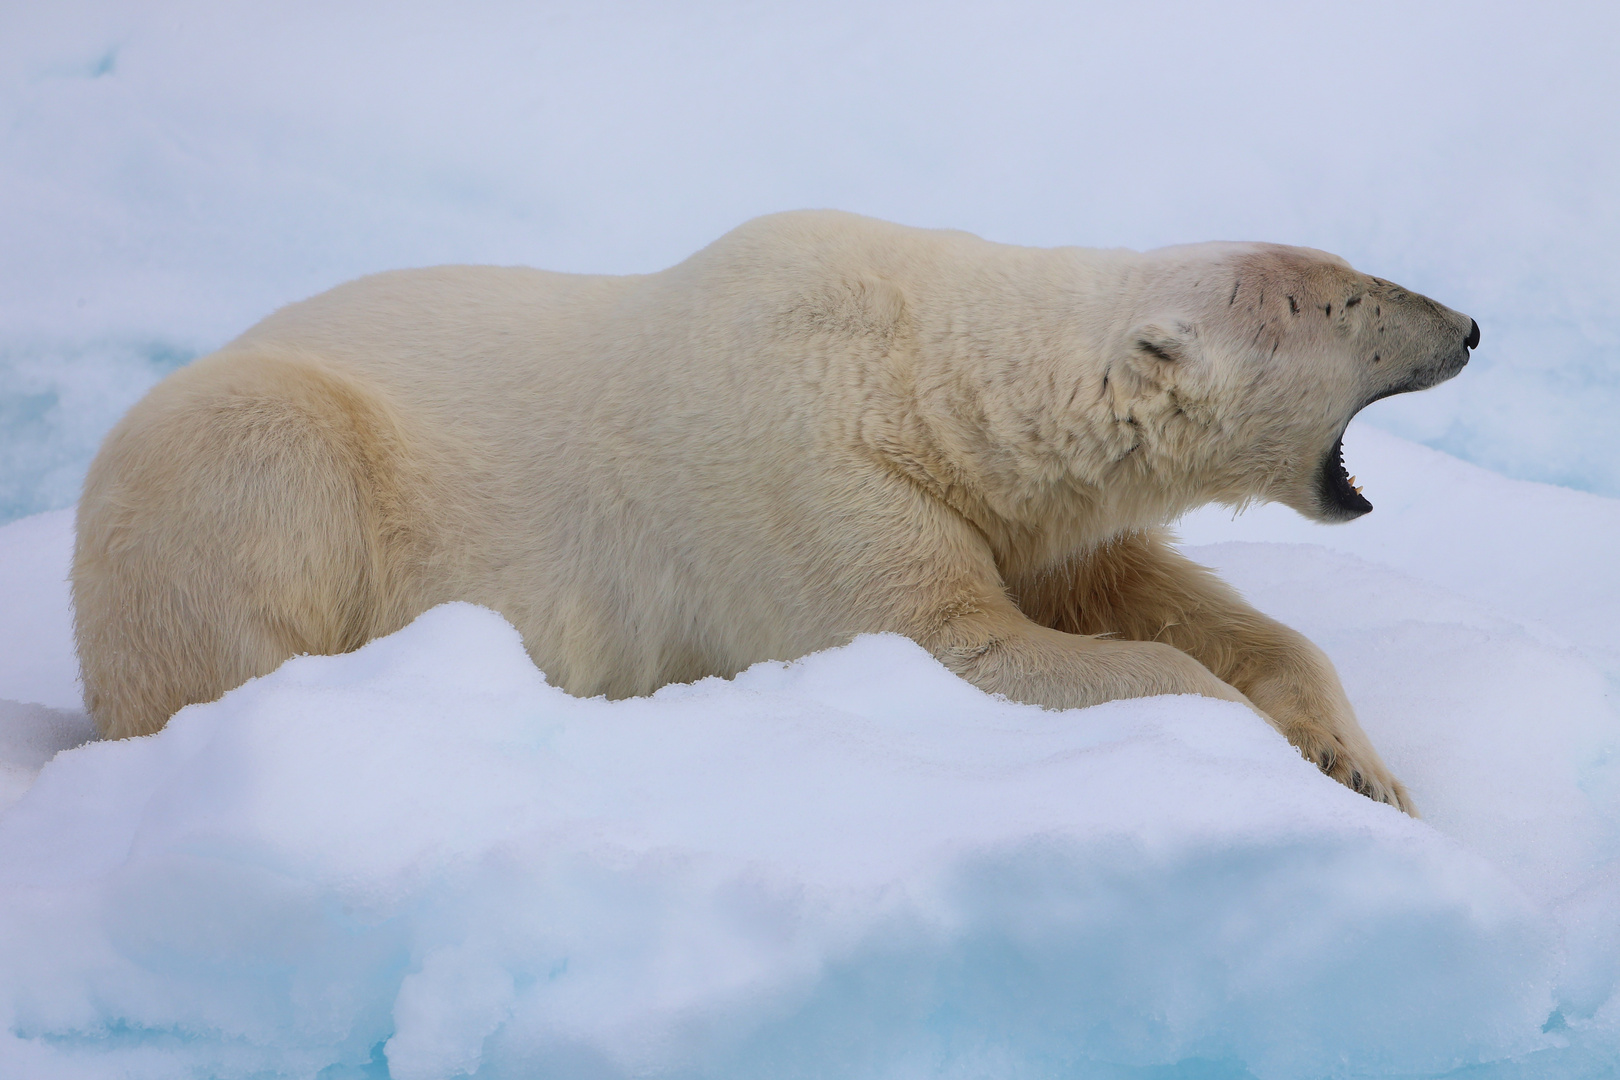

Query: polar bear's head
left=1121, top=243, right=1477, bottom=523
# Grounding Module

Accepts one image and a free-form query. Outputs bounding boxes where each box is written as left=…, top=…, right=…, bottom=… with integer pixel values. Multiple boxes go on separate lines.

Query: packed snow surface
left=1, top=423, right=1617, bottom=1078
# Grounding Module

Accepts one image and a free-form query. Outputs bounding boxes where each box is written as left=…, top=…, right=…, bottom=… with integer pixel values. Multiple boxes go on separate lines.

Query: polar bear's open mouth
left=1319, top=435, right=1373, bottom=519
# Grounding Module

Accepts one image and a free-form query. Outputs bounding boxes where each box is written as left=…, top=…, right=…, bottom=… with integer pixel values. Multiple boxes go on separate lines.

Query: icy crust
left=0, top=604, right=1572, bottom=1079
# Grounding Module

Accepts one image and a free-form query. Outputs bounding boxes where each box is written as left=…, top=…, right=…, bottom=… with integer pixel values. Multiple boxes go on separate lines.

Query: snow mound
left=0, top=603, right=1584, bottom=1079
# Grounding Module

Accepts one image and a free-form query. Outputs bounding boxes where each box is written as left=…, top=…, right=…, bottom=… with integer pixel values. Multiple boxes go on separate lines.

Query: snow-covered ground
left=4, top=2, right=1619, bottom=1077
left=1, top=422, right=1617, bottom=1079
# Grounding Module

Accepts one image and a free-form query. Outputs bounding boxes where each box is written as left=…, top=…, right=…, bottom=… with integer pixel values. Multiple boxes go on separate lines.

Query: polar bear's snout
left=1387, top=308, right=1477, bottom=396
left=1447, top=318, right=1480, bottom=378
left=1440, top=315, right=1480, bottom=377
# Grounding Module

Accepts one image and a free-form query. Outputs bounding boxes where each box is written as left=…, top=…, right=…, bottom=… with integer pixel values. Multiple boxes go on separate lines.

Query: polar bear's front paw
left=1289, top=725, right=1417, bottom=816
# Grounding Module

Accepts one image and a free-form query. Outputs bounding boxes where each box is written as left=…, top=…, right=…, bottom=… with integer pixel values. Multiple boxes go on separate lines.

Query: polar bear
left=73, top=211, right=1477, bottom=812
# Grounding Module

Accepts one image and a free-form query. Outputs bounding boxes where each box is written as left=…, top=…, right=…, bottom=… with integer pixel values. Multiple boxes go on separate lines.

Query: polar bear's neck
left=882, top=240, right=1213, bottom=573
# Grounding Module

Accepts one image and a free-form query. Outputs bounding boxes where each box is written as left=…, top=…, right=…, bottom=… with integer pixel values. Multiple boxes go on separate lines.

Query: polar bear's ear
left=1123, top=320, right=1198, bottom=387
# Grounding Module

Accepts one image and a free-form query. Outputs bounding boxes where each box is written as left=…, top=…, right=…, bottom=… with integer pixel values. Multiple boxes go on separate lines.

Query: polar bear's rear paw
left=1292, top=727, right=1417, bottom=817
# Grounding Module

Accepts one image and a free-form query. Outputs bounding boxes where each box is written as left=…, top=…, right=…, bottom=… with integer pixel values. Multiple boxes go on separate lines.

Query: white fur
left=73, top=211, right=1478, bottom=813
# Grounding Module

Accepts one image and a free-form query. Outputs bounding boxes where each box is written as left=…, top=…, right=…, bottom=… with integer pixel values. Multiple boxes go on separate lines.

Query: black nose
left=1465, top=319, right=1480, bottom=350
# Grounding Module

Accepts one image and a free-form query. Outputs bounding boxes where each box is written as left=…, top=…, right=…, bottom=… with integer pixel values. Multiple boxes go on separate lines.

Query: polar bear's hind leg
left=72, top=352, right=426, bottom=739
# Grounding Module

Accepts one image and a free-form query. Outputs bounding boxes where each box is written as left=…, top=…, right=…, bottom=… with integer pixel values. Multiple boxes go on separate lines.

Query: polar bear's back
left=234, top=265, right=640, bottom=437
left=142, top=222, right=926, bottom=702
left=230, top=210, right=945, bottom=420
